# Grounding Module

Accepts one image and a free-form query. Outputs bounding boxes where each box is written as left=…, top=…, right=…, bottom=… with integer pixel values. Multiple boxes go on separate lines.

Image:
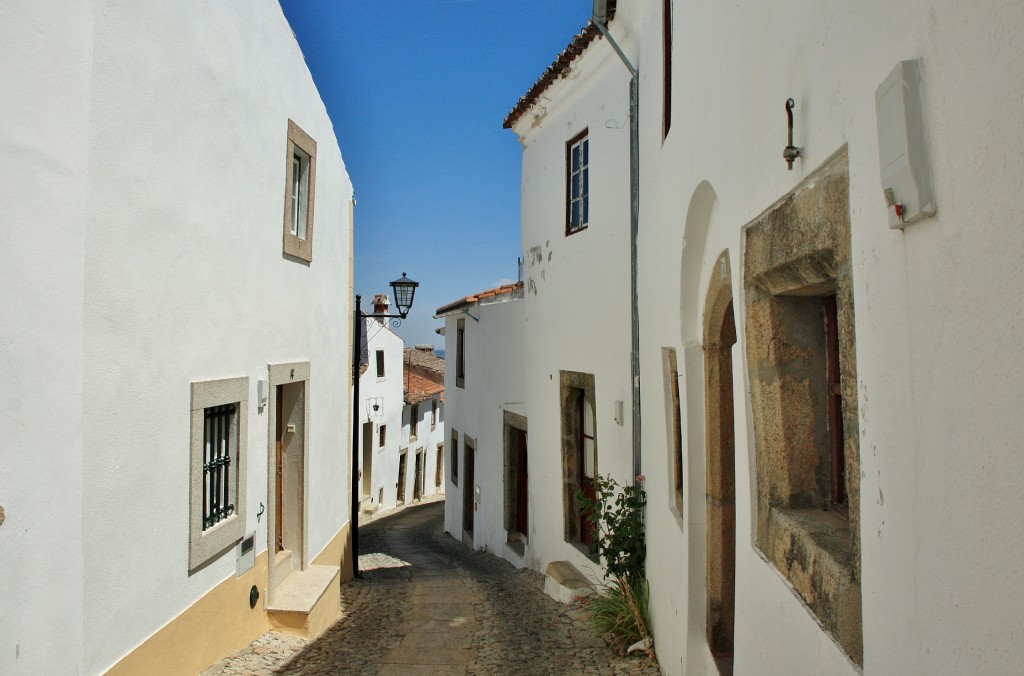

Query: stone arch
left=703, top=249, right=736, bottom=669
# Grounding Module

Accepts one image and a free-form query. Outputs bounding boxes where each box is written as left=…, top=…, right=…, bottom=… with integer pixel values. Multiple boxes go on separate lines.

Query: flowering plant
left=575, top=474, right=647, bottom=581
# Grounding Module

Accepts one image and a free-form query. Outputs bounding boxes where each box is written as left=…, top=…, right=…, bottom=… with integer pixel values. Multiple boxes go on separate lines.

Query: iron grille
left=203, top=403, right=236, bottom=530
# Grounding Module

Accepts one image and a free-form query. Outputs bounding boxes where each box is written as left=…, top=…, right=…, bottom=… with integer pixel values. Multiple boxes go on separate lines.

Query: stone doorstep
left=544, top=560, right=595, bottom=605
left=268, top=564, right=339, bottom=613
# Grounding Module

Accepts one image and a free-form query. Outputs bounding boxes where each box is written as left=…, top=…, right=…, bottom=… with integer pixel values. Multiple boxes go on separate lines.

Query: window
left=662, top=0, right=673, bottom=139
left=559, top=370, right=597, bottom=551
left=565, top=130, right=589, bottom=235
left=379, top=424, right=386, bottom=449
left=283, top=119, right=317, bottom=262
left=431, top=399, right=438, bottom=430
left=375, top=349, right=385, bottom=379
left=409, top=403, right=419, bottom=441
left=743, top=152, right=861, bottom=664
left=189, top=376, right=248, bottom=572
left=456, top=318, right=466, bottom=388
left=450, top=428, right=459, bottom=486
left=663, top=348, right=684, bottom=515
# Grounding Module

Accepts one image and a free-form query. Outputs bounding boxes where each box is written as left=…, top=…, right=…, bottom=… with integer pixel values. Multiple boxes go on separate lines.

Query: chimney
left=372, top=294, right=389, bottom=323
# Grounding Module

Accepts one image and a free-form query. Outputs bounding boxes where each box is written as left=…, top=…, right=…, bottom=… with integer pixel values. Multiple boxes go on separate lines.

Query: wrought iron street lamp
left=350, top=273, right=418, bottom=577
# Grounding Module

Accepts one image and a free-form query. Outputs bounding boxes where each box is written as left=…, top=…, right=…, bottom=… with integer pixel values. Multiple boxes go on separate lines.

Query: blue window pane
left=582, top=167, right=588, bottom=196
left=582, top=196, right=589, bottom=226
left=571, top=201, right=581, bottom=229
left=582, top=138, right=588, bottom=165
left=572, top=145, right=580, bottom=171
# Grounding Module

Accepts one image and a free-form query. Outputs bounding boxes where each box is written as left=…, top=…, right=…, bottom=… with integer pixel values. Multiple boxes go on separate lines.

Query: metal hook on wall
left=784, top=98, right=802, bottom=170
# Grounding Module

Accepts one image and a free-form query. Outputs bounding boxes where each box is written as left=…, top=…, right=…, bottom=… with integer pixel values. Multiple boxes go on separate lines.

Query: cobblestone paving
left=205, top=497, right=660, bottom=675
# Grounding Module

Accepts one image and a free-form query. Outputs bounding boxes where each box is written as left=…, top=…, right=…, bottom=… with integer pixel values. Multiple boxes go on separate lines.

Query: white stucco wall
left=0, top=2, right=93, bottom=673
left=401, top=393, right=446, bottom=502
left=358, top=320, right=405, bottom=511
left=511, top=1, right=1024, bottom=674
left=2, top=2, right=353, bottom=673
left=515, top=27, right=637, bottom=585
left=441, top=297, right=526, bottom=565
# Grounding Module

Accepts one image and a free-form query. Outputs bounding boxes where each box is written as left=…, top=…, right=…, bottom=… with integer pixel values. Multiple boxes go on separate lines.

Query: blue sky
left=278, top=0, right=592, bottom=348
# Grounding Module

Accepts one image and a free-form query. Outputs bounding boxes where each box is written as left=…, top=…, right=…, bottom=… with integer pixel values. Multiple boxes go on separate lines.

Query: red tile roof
left=503, top=4, right=616, bottom=130
left=405, top=371, right=444, bottom=406
left=434, top=281, right=524, bottom=316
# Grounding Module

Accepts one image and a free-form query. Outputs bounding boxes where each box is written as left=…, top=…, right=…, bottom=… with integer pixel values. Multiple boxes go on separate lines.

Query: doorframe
left=266, top=360, right=310, bottom=603
left=702, top=251, right=737, bottom=665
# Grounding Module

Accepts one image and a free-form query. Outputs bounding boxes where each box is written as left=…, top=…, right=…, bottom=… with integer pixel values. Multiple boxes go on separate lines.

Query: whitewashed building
left=401, top=346, right=446, bottom=505
left=355, top=302, right=407, bottom=514
left=1, top=2, right=354, bottom=674
left=355, top=297, right=445, bottom=514
left=501, top=1, right=1024, bottom=674
left=435, top=283, right=527, bottom=561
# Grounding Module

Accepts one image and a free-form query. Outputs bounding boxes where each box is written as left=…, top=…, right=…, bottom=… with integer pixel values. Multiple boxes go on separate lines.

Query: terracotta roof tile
left=405, top=371, right=444, bottom=406
left=503, top=5, right=616, bottom=130
left=435, top=281, right=524, bottom=316
left=404, top=347, right=445, bottom=374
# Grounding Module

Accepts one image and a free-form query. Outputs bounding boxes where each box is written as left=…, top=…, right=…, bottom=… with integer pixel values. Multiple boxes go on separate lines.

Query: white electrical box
left=613, top=400, right=624, bottom=426
left=875, top=59, right=936, bottom=228
left=236, top=532, right=255, bottom=576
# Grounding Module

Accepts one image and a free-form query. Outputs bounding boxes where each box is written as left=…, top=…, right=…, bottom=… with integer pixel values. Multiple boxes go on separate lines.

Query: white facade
left=1, top=2, right=353, bottom=674
left=357, top=324, right=446, bottom=513
left=505, top=2, right=1024, bottom=675
left=357, top=318, right=406, bottom=512
left=401, top=390, right=446, bottom=504
left=437, top=286, right=527, bottom=563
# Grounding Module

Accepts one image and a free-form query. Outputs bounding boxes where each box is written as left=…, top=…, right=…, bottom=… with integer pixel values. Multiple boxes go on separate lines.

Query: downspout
left=592, top=9, right=642, bottom=484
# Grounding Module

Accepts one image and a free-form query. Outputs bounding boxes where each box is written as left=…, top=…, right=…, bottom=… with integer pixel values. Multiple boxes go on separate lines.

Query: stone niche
left=743, top=149, right=862, bottom=665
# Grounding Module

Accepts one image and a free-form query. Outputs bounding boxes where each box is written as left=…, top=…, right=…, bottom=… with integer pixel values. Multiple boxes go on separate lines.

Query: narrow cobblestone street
left=205, top=498, right=659, bottom=675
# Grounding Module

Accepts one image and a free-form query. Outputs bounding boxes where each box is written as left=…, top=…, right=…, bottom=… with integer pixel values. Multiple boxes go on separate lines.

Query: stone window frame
left=189, top=376, right=248, bottom=572
left=559, top=370, right=597, bottom=554
left=409, top=402, right=419, bottom=442
left=282, top=119, right=317, bottom=262
left=502, top=410, right=529, bottom=544
left=743, top=151, right=862, bottom=665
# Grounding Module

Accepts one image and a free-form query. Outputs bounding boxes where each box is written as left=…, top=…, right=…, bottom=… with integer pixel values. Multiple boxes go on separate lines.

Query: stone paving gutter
left=204, top=496, right=660, bottom=675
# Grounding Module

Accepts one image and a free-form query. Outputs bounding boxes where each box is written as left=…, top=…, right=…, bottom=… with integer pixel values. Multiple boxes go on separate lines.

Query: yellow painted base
left=105, top=551, right=271, bottom=676
left=105, top=521, right=352, bottom=675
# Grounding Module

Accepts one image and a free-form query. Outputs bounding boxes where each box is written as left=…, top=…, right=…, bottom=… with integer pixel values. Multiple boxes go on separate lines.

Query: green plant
left=574, top=475, right=656, bottom=663
left=575, top=474, right=647, bottom=580
left=586, top=575, right=652, bottom=656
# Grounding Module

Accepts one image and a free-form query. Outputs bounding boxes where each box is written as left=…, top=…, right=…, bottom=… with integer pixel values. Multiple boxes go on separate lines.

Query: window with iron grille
left=203, top=403, right=237, bottom=530
left=566, top=130, right=589, bottom=235
left=189, top=376, right=248, bottom=572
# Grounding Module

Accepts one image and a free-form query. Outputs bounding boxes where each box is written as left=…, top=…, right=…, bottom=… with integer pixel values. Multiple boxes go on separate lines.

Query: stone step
left=543, top=560, right=595, bottom=604
left=267, top=564, right=341, bottom=640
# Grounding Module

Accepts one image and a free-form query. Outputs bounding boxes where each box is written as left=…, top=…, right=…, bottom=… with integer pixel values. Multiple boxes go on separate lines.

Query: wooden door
left=397, top=452, right=407, bottom=505
left=514, top=429, right=528, bottom=536
left=413, top=451, right=424, bottom=501
left=463, top=443, right=475, bottom=534
left=275, top=385, right=284, bottom=552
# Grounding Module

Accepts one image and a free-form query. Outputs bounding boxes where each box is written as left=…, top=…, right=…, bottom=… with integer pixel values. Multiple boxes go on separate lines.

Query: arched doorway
left=704, top=250, right=736, bottom=674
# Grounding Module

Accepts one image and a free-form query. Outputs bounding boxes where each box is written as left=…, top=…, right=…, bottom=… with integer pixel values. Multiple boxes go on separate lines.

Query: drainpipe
left=592, top=7, right=642, bottom=484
